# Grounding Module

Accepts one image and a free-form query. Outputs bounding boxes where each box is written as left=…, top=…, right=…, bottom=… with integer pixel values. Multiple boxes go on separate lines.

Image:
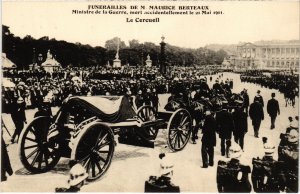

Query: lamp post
left=160, top=35, right=166, bottom=75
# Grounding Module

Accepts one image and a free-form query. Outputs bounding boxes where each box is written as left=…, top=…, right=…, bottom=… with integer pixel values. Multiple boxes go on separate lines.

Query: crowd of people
left=2, top=66, right=220, bottom=113
left=240, top=70, right=299, bottom=104
left=1, top=67, right=298, bottom=193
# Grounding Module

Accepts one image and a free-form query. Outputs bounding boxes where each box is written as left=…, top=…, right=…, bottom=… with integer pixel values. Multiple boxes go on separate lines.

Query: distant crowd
left=2, top=66, right=219, bottom=113
left=240, top=70, right=299, bottom=96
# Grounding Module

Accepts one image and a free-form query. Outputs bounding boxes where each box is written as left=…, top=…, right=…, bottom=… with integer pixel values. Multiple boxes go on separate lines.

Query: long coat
left=202, top=115, right=217, bottom=146
left=249, top=101, right=264, bottom=122
left=254, top=95, right=264, bottom=107
left=216, top=110, right=234, bottom=139
left=232, top=109, right=248, bottom=137
left=267, top=98, right=280, bottom=117
left=243, top=93, right=249, bottom=107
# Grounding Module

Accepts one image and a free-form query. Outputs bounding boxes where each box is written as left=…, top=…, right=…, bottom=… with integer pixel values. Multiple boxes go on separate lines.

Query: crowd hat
left=68, top=164, right=88, bottom=186
left=229, top=143, right=242, bottom=159
left=263, top=142, right=275, bottom=156
left=43, top=97, right=51, bottom=103
left=288, top=129, right=299, bottom=143
left=17, top=97, right=24, bottom=104
left=205, top=110, right=211, bottom=115
left=138, top=90, right=142, bottom=94
left=271, top=93, right=275, bottom=97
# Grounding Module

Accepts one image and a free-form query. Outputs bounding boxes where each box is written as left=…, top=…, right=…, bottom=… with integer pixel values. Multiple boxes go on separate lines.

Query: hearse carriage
left=19, top=96, right=192, bottom=181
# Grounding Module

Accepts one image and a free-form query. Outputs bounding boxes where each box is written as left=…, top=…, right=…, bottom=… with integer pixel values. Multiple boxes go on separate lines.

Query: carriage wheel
left=19, top=116, right=61, bottom=173
left=167, top=109, right=192, bottom=151
left=72, top=123, right=115, bottom=181
left=137, top=105, right=159, bottom=139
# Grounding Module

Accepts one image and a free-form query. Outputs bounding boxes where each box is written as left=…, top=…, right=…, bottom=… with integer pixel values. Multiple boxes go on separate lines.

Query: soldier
left=242, top=89, right=249, bottom=115
left=151, top=88, right=159, bottom=114
left=201, top=110, right=217, bottom=168
left=216, top=107, right=234, bottom=157
left=10, top=97, right=27, bottom=143
left=232, top=104, right=248, bottom=151
left=249, top=98, right=264, bottom=138
left=217, top=143, right=252, bottom=193
left=267, top=93, right=280, bottom=129
left=254, top=90, right=264, bottom=107
left=213, top=79, right=224, bottom=94
left=135, top=90, right=144, bottom=109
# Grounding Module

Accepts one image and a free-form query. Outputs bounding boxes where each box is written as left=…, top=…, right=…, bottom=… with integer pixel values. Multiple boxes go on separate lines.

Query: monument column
left=160, top=35, right=166, bottom=75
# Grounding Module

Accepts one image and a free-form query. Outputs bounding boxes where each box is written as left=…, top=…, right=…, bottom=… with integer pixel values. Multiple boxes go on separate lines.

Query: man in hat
left=242, top=89, right=249, bottom=115
left=232, top=104, right=248, bottom=151
left=55, top=163, right=88, bottom=192
left=249, top=98, right=264, bottom=138
left=135, top=90, right=144, bottom=109
left=216, top=108, right=234, bottom=157
left=213, top=79, right=223, bottom=94
left=10, top=97, right=27, bottom=143
left=201, top=110, right=217, bottom=168
left=254, top=90, right=264, bottom=107
left=267, top=93, right=280, bottom=129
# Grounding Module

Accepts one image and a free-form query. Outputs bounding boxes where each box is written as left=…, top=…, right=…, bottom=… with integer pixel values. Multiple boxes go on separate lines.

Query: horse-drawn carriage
left=18, top=95, right=192, bottom=181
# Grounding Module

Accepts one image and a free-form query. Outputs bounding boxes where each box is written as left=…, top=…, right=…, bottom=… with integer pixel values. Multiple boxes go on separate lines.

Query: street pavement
left=1, top=72, right=298, bottom=192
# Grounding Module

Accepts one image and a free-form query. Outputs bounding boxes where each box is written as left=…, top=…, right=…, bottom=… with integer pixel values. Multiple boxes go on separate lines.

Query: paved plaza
left=1, top=72, right=298, bottom=192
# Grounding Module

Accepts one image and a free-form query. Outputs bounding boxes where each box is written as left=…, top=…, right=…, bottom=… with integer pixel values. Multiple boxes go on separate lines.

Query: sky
left=2, top=1, right=300, bottom=48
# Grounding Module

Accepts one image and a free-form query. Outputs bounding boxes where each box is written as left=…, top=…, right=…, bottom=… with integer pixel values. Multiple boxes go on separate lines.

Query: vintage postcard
left=1, top=0, right=299, bottom=192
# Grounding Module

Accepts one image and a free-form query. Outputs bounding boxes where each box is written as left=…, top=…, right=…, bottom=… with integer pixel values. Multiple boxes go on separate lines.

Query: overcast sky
left=2, top=1, right=299, bottom=48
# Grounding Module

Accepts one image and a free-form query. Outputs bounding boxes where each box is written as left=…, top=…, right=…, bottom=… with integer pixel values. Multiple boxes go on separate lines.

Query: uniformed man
left=249, top=98, right=264, bottom=138
left=135, top=90, right=144, bottom=109
left=232, top=105, right=248, bottom=151
left=213, top=79, right=224, bottom=94
left=254, top=90, right=264, bottom=107
left=267, top=93, right=280, bottom=129
left=201, top=110, right=217, bottom=168
left=216, top=108, right=234, bottom=157
left=10, top=97, right=27, bottom=143
left=242, top=89, right=249, bottom=115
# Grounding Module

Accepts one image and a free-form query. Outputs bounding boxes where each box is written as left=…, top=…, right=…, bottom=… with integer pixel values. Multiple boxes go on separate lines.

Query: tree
left=105, top=37, right=126, bottom=50
left=128, top=39, right=140, bottom=48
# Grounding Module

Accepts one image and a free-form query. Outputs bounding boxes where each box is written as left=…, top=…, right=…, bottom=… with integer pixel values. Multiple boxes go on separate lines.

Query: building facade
left=232, top=42, right=300, bottom=71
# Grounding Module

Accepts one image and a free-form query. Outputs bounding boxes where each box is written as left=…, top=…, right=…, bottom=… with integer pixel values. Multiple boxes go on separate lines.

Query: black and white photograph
left=1, top=0, right=299, bottom=192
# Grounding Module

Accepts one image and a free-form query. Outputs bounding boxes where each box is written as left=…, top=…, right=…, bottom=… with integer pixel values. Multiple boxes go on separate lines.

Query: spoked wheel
left=167, top=109, right=192, bottom=152
left=19, top=116, right=61, bottom=173
left=71, top=123, right=115, bottom=181
left=137, top=105, right=159, bottom=139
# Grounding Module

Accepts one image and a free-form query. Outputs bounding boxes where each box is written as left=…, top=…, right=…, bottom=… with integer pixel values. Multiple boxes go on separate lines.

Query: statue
left=145, top=54, right=152, bottom=67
